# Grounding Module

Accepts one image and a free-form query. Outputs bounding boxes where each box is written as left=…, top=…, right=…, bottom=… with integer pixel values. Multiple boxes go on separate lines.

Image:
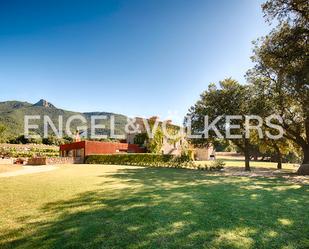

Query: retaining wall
left=27, top=157, right=83, bottom=165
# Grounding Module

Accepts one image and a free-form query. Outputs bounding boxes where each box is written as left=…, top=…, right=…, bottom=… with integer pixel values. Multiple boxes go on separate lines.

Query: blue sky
left=0, top=0, right=271, bottom=123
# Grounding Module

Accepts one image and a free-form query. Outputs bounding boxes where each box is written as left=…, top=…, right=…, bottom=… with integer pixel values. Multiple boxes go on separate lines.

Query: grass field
left=201, top=159, right=298, bottom=171
left=0, top=164, right=308, bottom=249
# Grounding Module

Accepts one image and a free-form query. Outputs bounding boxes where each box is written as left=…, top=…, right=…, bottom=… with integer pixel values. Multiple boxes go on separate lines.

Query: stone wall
left=27, top=157, right=83, bottom=165
left=194, top=146, right=215, bottom=161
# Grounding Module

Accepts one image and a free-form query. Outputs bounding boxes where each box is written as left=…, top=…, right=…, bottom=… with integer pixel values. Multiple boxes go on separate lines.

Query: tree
left=9, top=135, right=42, bottom=144
left=133, top=133, right=148, bottom=147
left=257, top=136, right=293, bottom=169
left=42, top=136, right=62, bottom=145
left=247, top=0, right=309, bottom=174
left=147, top=127, right=164, bottom=154
left=262, top=0, right=308, bottom=26
left=249, top=86, right=297, bottom=169
left=186, top=78, right=255, bottom=171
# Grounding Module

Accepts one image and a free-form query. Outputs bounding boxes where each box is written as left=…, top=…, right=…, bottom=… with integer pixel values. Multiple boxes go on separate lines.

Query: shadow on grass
left=1, top=167, right=309, bottom=249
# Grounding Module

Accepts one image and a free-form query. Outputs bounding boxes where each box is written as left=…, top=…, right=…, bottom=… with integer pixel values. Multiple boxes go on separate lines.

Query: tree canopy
left=187, top=0, right=308, bottom=174
left=247, top=0, right=309, bottom=174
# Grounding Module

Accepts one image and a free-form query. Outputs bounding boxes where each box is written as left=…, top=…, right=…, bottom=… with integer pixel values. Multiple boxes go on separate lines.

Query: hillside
left=0, top=99, right=127, bottom=139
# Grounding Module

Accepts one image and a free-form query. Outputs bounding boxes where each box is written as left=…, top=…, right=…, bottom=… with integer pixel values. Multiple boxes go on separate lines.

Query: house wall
left=125, top=117, right=187, bottom=156
left=59, top=140, right=145, bottom=158
left=161, top=138, right=186, bottom=156
left=126, top=117, right=146, bottom=145
left=126, top=133, right=136, bottom=145
left=194, top=146, right=215, bottom=161
left=83, top=141, right=145, bottom=155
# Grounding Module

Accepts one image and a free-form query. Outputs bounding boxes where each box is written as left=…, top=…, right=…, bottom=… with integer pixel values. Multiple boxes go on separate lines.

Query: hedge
left=85, top=153, right=191, bottom=167
left=85, top=153, right=225, bottom=171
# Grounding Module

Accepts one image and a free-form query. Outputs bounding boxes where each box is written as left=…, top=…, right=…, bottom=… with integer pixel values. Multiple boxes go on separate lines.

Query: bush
left=86, top=153, right=172, bottom=166
left=85, top=153, right=193, bottom=168
left=85, top=154, right=227, bottom=172
left=0, top=145, right=59, bottom=158
left=209, top=159, right=225, bottom=171
left=176, top=153, right=193, bottom=163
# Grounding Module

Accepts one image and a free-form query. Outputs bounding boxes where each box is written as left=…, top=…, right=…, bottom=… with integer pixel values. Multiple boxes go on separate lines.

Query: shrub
left=196, top=164, right=208, bottom=170
left=0, top=145, right=59, bottom=158
left=187, top=149, right=195, bottom=161
left=85, top=154, right=227, bottom=172
left=85, top=153, right=194, bottom=168
left=209, top=159, right=225, bottom=171
left=176, top=153, right=192, bottom=163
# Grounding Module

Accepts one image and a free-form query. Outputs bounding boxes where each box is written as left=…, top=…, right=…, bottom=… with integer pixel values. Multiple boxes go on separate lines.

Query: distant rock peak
left=33, top=99, right=55, bottom=108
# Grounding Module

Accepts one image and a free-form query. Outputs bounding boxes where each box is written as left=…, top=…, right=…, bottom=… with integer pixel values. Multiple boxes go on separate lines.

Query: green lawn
left=0, top=165, right=308, bottom=249
left=201, top=159, right=298, bottom=171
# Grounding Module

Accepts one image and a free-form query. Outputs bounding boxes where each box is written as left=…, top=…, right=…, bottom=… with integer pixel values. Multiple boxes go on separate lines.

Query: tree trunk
left=277, top=152, right=282, bottom=169
left=245, top=151, right=251, bottom=171
left=244, top=139, right=251, bottom=171
left=297, top=145, right=309, bottom=175
left=303, top=146, right=309, bottom=164
left=274, top=144, right=282, bottom=170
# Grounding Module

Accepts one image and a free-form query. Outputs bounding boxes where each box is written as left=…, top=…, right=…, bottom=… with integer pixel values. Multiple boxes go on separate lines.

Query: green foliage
left=210, top=159, right=225, bottom=171
left=133, top=133, right=147, bottom=146
left=144, top=120, right=184, bottom=154
left=0, top=124, right=6, bottom=143
left=186, top=149, right=195, bottom=161
left=0, top=100, right=128, bottom=139
left=0, top=146, right=59, bottom=158
left=186, top=78, right=255, bottom=170
left=187, top=78, right=253, bottom=141
left=9, top=135, right=42, bottom=144
left=194, top=160, right=225, bottom=171
left=187, top=1, right=309, bottom=171
left=147, top=126, right=164, bottom=154
left=177, top=153, right=192, bottom=163
left=262, top=0, right=308, bottom=26
left=247, top=0, right=309, bottom=166
left=213, top=139, right=236, bottom=152
left=42, top=136, right=73, bottom=146
left=85, top=153, right=193, bottom=168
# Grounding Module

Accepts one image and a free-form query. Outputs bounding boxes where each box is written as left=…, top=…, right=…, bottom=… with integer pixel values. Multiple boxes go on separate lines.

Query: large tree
left=186, top=78, right=256, bottom=171
left=247, top=0, right=309, bottom=174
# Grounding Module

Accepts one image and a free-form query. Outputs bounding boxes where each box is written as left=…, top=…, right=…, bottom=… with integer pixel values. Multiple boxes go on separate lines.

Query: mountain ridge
left=33, top=99, right=56, bottom=108
left=0, top=99, right=128, bottom=138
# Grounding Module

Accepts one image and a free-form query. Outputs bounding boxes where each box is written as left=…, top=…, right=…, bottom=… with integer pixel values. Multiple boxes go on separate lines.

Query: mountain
left=0, top=101, right=32, bottom=112
left=0, top=100, right=128, bottom=139
left=33, top=99, right=56, bottom=108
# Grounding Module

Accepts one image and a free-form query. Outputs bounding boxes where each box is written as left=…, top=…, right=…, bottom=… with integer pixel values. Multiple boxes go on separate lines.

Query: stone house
left=126, top=116, right=214, bottom=159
